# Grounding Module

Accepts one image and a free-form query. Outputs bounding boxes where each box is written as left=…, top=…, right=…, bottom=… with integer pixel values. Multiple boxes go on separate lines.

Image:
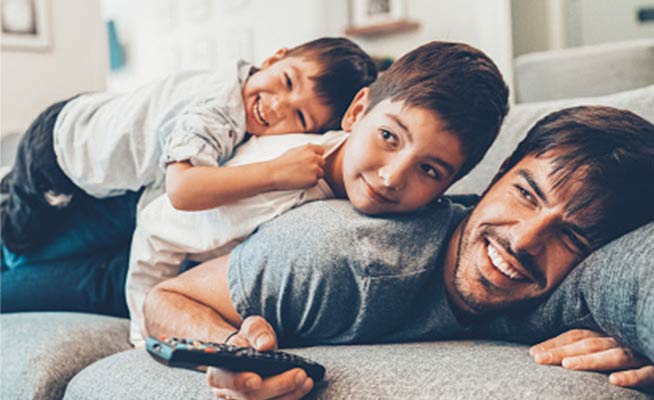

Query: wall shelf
left=345, top=20, right=420, bottom=37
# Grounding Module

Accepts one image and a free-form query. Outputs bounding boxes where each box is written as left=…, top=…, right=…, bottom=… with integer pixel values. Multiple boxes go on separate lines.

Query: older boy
left=144, top=106, right=654, bottom=398
left=126, top=40, right=510, bottom=346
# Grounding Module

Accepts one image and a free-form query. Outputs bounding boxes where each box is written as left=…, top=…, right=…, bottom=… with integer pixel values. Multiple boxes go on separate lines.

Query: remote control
left=146, top=336, right=326, bottom=382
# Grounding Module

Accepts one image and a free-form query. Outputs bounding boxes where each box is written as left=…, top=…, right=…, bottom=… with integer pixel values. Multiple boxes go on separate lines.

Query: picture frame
left=349, top=0, right=407, bottom=29
left=1, top=0, right=51, bottom=51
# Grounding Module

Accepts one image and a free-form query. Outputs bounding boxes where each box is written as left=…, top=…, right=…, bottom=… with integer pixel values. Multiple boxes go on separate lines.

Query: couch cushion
left=514, top=39, right=654, bottom=103
left=448, top=85, right=654, bottom=195
left=64, top=341, right=649, bottom=400
left=1, top=312, right=131, bottom=400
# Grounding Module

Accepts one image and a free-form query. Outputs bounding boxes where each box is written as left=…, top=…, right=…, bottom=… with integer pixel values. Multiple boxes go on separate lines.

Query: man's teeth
left=487, top=243, right=524, bottom=280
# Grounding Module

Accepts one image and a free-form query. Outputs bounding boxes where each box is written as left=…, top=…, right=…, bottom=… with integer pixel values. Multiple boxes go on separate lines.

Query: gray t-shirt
left=228, top=198, right=471, bottom=346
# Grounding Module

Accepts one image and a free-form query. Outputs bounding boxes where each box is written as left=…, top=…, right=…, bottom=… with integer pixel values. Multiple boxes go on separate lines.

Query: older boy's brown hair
left=368, top=41, right=509, bottom=179
left=287, top=37, right=377, bottom=132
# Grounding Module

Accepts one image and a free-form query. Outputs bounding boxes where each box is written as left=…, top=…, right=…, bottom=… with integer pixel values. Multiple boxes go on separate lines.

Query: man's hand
left=269, top=144, right=325, bottom=191
left=206, top=316, right=314, bottom=400
left=530, top=329, right=654, bottom=391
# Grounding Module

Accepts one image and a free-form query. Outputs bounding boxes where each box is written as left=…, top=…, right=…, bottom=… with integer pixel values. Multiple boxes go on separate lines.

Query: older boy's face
left=341, top=98, right=465, bottom=214
left=242, top=53, right=333, bottom=135
left=444, top=153, right=595, bottom=315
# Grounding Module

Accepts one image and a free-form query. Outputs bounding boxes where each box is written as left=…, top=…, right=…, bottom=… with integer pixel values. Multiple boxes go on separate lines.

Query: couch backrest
left=447, top=85, right=654, bottom=195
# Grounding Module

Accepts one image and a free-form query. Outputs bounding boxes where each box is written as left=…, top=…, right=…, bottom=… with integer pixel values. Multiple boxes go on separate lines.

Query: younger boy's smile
left=242, top=50, right=334, bottom=135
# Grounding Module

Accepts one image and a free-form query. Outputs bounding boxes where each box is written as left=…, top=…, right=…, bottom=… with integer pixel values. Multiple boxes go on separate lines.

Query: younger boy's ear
left=260, top=48, right=289, bottom=69
left=341, top=87, right=370, bottom=132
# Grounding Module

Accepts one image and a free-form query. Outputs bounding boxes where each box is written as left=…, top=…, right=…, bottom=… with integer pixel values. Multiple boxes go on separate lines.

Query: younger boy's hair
left=287, top=37, right=377, bottom=131
left=367, top=41, right=509, bottom=179
left=493, top=105, right=654, bottom=250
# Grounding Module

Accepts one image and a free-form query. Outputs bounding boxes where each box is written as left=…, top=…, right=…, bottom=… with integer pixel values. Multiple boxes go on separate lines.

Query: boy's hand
left=269, top=144, right=326, bottom=191
left=206, top=316, right=314, bottom=400
left=530, top=329, right=654, bottom=391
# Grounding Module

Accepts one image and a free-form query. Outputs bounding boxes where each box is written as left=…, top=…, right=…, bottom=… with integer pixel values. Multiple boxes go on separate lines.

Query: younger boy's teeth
left=254, top=98, right=268, bottom=126
left=487, top=243, right=524, bottom=280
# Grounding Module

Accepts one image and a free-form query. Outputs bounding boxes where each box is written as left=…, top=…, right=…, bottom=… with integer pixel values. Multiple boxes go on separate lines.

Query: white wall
left=325, top=0, right=514, bottom=91
left=1, top=0, right=108, bottom=136
left=103, top=0, right=514, bottom=94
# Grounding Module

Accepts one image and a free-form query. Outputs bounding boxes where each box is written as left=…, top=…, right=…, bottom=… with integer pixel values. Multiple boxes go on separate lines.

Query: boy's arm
left=530, top=329, right=654, bottom=391
left=166, top=144, right=325, bottom=211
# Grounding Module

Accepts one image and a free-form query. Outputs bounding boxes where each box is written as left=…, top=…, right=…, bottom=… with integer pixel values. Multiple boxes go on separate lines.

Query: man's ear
left=260, top=48, right=288, bottom=69
left=341, top=87, right=370, bottom=132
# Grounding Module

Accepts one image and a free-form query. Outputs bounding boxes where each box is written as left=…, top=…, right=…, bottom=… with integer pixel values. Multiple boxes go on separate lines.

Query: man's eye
left=563, top=229, right=586, bottom=254
left=284, top=73, right=293, bottom=90
left=379, top=129, right=398, bottom=145
left=515, top=185, right=534, bottom=204
left=421, top=164, right=441, bottom=180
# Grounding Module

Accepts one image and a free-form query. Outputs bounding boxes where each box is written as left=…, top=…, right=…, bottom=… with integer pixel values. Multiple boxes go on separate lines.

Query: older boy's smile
left=252, top=96, right=269, bottom=127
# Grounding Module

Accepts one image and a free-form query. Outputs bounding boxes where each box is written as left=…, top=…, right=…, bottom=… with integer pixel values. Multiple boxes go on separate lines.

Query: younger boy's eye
left=297, top=111, right=307, bottom=130
left=379, top=129, right=398, bottom=145
left=421, top=164, right=441, bottom=180
left=284, top=73, right=293, bottom=90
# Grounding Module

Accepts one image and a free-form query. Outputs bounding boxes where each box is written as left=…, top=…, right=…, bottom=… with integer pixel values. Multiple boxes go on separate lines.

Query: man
left=144, top=106, right=654, bottom=399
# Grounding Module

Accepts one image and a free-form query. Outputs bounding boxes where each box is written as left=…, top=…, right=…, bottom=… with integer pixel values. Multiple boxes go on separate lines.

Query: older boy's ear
left=260, top=48, right=289, bottom=69
left=341, top=88, right=370, bottom=132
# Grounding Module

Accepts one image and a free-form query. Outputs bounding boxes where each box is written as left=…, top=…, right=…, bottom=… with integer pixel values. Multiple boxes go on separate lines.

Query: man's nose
left=378, top=157, right=411, bottom=191
left=510, top=214, right=556, bottom=256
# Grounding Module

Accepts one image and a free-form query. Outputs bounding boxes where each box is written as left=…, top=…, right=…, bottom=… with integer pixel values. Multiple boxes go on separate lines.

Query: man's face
left=446, top=153, right=595, bottom=314
left=242, top=51, right=333, bottom=135
left=341, top=94, right=466, bottom=214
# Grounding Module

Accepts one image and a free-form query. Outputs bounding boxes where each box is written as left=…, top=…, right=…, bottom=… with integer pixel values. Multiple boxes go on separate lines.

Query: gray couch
left=2, top=86, right=653, bottom=399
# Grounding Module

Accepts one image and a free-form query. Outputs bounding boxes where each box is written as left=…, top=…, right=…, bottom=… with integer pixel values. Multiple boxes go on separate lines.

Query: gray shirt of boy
left=228, top=198, right=471, bottom=347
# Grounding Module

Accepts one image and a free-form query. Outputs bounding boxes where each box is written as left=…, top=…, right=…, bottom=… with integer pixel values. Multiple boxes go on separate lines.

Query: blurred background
left=1, top=0, right=653, bottom=167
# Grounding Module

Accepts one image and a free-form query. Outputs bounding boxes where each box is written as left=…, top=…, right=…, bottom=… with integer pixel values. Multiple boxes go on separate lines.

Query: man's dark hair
left=367, top=41, right=510, bottom=180
left=494, top=105, right=654, bottom=249
left=286, top=37, right=377, bottom=131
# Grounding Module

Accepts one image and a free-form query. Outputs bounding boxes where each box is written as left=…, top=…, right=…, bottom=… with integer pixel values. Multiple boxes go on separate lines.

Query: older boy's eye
left=379, top=129, right=398, bottom=145
left=284, top=73, right=293, bottom=90
left=421, top=164, right=441, bottom=180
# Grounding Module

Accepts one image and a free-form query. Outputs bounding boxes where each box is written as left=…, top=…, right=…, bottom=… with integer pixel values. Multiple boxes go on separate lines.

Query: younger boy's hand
left=530, top=329, right=654, bottom=391
left=206, top=316, right=314, bottom=400
left=269, top=144, right=325, bottom=190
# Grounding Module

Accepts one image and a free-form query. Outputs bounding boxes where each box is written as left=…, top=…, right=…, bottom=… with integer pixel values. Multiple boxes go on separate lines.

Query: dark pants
left=0, top=98, right=86, bottom=253
left=0, top=98, right=141, bottom=316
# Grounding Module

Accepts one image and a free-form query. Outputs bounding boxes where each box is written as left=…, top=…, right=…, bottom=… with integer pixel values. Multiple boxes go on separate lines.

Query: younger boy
left=127, top=41, right=510, bottom=346
left=0, top=37, right=376, bottom=262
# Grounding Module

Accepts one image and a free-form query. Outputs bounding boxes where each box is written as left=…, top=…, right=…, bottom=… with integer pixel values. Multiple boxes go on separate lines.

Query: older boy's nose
left=379, top=159, right=410, bottom=190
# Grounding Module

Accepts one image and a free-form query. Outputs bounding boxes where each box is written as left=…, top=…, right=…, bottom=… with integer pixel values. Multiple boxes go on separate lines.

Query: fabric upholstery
left=0, top=312, right=131, bottom=400
left=64, top=341, right=651, bottom=400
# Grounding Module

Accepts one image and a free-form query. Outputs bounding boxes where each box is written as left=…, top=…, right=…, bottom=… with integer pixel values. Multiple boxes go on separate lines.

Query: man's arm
left=142, top=254, right=313, bottom=399
left=143, top=253, right=241, bottom=342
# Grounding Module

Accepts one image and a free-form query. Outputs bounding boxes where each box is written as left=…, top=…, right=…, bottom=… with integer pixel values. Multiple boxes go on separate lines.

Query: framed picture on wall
left=1, top=0, right=51, bottom=51
left=350, top=0, right=407, bottom=28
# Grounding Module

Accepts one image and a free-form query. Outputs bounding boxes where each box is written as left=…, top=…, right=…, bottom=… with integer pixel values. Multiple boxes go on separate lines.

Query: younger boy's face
left=242, top=50, right=333, bottom=135
left=340, top=90, right=466, bottom=215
